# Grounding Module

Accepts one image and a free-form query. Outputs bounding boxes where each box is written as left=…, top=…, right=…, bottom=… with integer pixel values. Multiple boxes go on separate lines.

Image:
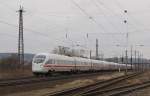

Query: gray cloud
left=0, top=0, right=150, bottom=58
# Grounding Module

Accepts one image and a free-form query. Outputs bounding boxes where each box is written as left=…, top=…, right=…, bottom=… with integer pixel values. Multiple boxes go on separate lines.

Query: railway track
left=44, top=72, right=141, bottom=96
left=0, top=71, right=124, bottom=95
left=0, top=76, right=34, bottom=82
left=0, top=71, right=114, bottom=87
left=91, top=80, right=150, bottom=96
left=0, top=76, right=50, bottom=87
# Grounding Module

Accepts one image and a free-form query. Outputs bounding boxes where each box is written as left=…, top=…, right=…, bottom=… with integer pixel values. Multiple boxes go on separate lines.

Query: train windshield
left=33, top=55, right=46, bottom=63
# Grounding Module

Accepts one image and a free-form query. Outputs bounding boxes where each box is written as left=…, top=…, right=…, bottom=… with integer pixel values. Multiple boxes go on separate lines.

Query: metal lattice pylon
left=18, top=6, right=24, bottom=67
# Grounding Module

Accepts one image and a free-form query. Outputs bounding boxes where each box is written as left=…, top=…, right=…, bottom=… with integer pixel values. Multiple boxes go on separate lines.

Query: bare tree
left=52, top=46, right=86, bottom=57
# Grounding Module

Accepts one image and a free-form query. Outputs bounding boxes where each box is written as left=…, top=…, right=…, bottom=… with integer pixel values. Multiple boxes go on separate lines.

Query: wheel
left=33, top=72, right=40, bottom=77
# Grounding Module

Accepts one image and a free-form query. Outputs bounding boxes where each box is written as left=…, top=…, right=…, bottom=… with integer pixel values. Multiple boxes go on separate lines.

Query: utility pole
left=130, top=46, right=133, bottom=70
left=121, top=53, right=124, bottom=64
left=137, top=51, right=140, bottom=71
left=124, top=10, right=128, bottom=75
left=17, top=6, right=24, bottom=68
left=96, top=38, right=99, bottom=60
left=125, top=50, right=128, bottom=75
left=134, top=50, right=137, bottom=71
left=141, top=54, right=143, bottom=71
left=90, top=50, right=92, bottom=59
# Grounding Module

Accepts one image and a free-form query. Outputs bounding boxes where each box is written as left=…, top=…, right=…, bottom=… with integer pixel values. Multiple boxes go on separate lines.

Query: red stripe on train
left=43, top=64, right=90, bottom=67
left=43, top=64, right=74, bottom=67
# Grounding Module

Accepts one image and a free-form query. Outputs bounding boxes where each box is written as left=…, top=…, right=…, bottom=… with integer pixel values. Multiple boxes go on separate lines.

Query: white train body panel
left=32, top=53, right=131, bottom=74
left=32, top=53, right=49, bottom=73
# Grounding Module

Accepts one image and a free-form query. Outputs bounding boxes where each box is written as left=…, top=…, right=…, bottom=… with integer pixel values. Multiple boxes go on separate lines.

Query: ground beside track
left=88, top=70, right=150, bottom=96
left=123, top=87, right=150, bottom=96
left=3, top=72, right=125, bottom=96
left=107, top=71, right=150, bottom=88
left=0, top=69, right=33, bottom=79
left=6, top=71, right=150, bottom=96
left=120, top=71, right=150, bottom=96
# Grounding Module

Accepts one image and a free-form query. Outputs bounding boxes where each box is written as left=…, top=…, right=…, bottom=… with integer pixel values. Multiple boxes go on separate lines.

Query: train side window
left=67, top=60, right=69, bottom=64
left=62, top=60, right=65, bottom=64
left=57, top=60, right=60, bottom=64
left=69, top=61, right=72, bottom=64
left=55, top=60, right=59, bottom=64
left=59, top=60, right=61, bottom=64
left=70, top=61, right=72, bottom=64
left=53, top=59, right=55, bottom=64
left=79, top=61, right=81, bottom=64
left=46, top=59, right=52, bottom=64
left=65, top=61, right=68, bottom=64
left=64, top=60, right=66, bottom=64
left=62, top=60, right=64, bottom=64
left=71, top=61, right=73, bottom=64
left=65, top=60, right=68, bottom=64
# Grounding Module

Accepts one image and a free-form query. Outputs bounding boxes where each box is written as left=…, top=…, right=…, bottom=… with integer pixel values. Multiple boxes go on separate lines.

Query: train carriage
left=32, top=53, right=131, bottom=76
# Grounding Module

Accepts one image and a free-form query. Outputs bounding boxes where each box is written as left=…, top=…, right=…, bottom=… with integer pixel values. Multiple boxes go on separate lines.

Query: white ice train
left=32, top=53, right=131, bottom=76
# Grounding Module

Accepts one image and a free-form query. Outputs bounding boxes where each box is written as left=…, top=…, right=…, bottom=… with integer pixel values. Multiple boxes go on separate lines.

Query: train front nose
left=32, top=62, right=43, bottom=72
left=32, top=55, right=48, bottom=73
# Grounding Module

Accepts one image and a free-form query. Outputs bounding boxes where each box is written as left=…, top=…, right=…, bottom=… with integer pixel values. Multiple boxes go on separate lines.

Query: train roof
left=34, top=53, right=130, bottom=65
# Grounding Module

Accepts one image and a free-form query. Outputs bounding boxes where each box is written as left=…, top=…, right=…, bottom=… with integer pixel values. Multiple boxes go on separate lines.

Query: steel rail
left=0, top=76, right=34, bottom=82
left=83, top=79, right=150, bottom=96
left=106, top=81, right=150, bottom=96
left=44, top=72, right=140, bottom=96
left=0, top=72, right=110, bottom=87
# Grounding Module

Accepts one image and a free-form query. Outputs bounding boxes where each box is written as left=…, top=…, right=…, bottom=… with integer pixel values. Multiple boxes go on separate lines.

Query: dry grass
left=4, top=79, right=94, bottom=96
left=0, top=68, right=32, bottom=79
left=97, top=72, right=124, bottom=80
left=4, top=72, right=125, bottom=96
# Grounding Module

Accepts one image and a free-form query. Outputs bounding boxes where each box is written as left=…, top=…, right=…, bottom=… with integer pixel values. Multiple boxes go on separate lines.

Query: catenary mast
left=18, top=5, right=24, bottom=67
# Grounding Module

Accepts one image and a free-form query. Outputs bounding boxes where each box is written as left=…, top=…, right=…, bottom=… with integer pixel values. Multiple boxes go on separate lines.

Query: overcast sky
left=0, top=0, right=150, bottom=58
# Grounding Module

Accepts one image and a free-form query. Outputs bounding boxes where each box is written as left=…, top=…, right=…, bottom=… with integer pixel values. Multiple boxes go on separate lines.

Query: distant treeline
left=0, top=54, right=32, bottom=72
